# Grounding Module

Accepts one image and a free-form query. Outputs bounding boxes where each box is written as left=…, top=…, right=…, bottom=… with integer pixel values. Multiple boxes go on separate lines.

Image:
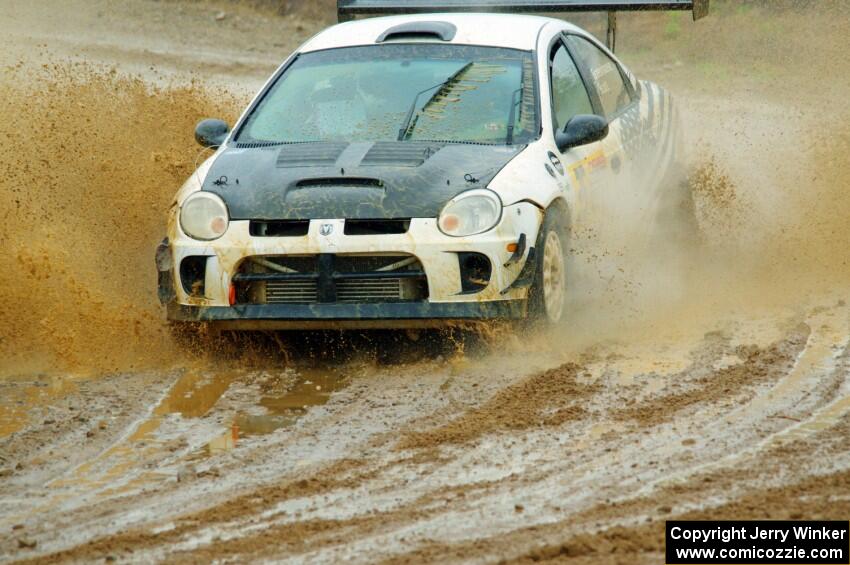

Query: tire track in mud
left=3, top=353, right=517, bottom=561
left=0, top=371, right=181, bottom=511
left=632, top=306, right=850, bottom=495
left=371, top=395, right=850, bottom=564
left=612, top=323, right=809, bottom=427
left=397, top=467, right=850, bottom=565
left=11, top=459, right=377, bottom=565
left=397, top=363, right=594, bottom=449
left=391, top=411, right=850, bottom=564
left=262, top=310, right=844, bottom=560
left=473, top=308, right=850, bottom=565
left=12, top=305, right=850, bottom=563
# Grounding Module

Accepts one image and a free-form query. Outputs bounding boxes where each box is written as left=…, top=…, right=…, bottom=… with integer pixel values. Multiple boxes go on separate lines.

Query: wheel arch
left=510, top=195, right=570, bottom=227
left=542, top=196, right=571, bottom=233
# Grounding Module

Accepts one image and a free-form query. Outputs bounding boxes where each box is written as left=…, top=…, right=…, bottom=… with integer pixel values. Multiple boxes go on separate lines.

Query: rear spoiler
left=338, top=0, right=709, bottom=21
left=337, top=0, right=709, bottom=50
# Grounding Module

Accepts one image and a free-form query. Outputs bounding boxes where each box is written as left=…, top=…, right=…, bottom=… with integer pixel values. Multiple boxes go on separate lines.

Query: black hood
left=202, top=141, right=523, bottom=220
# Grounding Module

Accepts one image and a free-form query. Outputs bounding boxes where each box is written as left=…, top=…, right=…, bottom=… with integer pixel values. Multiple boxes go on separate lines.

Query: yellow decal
left=568, top=149, right=608, bottom=189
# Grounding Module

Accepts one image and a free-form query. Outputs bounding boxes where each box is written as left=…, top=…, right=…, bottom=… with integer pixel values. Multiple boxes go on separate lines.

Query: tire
left=528, top=206, right=570, bottom=326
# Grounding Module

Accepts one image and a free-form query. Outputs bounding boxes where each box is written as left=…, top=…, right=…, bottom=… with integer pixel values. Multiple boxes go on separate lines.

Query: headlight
left=438, top=189, right=502, bottom=237
left=179, top=192, right=229, bottom=240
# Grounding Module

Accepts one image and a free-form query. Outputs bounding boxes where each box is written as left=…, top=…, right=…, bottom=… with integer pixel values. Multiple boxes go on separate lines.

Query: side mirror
left=555, top=114, right=609, bottom=152
left=194, top=118, right=230, bottom=148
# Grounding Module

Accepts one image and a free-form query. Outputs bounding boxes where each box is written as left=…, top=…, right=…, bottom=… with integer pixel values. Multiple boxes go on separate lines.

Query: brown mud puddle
left=207, top=368, right=350, bottom=454
left=11, top=365, right=351, bottom=521
left=0, top=375, right=87, bottom=438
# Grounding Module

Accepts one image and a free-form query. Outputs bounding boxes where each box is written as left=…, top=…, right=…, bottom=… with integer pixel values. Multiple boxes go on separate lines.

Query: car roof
left=300, top=13, right=579, bottom=53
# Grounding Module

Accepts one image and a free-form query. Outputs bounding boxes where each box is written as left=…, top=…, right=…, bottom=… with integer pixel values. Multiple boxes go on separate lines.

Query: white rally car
left=156, top=0, right=708, bottom=330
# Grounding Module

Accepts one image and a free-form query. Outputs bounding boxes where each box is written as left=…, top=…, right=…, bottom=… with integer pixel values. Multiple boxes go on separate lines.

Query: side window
left=550, top=42, right=593, bottom=132
left=566, top=35, right=632, bottom=119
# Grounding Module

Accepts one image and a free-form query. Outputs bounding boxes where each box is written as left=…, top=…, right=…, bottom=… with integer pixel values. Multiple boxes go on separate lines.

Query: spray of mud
left=2, top=3, right=849, bottom=377
left=523, top=2, right=850, bottom=355
left=534, top=123, right=850, bottom=360
left=674, top=3, right=850, bottom=312
left=0, top=62, right=243, bottom=377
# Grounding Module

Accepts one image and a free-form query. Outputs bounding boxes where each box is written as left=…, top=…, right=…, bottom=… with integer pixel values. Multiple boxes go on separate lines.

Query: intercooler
left=234, top=254, right=429, bottom=305
left=264, top=277, right=416, bottom=303
left=264, top=280, right=319, bottom=303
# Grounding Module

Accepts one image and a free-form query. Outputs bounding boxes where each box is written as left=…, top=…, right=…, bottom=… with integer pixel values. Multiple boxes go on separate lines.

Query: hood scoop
left=360, top=141, right=443, bottom=168
left=294, top=177, right=384, bottom=189
left=283, top=176, right=386, bottom=213
left=276, top=142, right=348, bottom=168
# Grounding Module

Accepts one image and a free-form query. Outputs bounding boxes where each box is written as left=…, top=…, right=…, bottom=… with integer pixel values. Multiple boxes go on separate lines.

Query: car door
left=548, top=38, right=605, bottom=224
left=564, top=34, right=649, bottom=237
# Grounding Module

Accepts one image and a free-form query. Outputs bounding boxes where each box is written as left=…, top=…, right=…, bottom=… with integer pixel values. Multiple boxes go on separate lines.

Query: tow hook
left=501, top=245, right=536, bottom=295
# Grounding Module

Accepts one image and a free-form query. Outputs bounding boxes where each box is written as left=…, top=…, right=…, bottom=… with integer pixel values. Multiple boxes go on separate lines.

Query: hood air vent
left=361, top=141, right=443, bottom=168
left=276, top=142, right=347, bottom=168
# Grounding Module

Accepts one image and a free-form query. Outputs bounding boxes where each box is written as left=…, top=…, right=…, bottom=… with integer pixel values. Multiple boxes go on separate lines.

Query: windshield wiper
left=397, top=62, right=473, bottom=141
left=505, top=87, right=522, bottom=145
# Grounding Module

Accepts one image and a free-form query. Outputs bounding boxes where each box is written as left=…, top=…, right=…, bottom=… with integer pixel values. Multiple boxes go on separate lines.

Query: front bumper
left=167, top=300, right=526, bottom=330
left=159, top=202, right=542, bottom=327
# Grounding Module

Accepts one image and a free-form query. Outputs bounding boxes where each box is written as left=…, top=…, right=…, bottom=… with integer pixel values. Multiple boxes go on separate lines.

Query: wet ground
left=3, top=302, right=850, bottom=562
left=1, top=1, right=849, bottom=563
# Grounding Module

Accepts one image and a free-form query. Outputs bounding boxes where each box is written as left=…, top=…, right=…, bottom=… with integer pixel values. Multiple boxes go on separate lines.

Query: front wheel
left=528, top=210, right=569, bottom=326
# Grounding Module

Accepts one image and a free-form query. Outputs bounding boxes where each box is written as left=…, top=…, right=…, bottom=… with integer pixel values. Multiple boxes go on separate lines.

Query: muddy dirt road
left=1, top=1, right=850, bottom=563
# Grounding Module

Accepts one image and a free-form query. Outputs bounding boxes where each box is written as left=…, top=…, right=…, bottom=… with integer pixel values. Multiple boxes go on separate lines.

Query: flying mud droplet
left=0, top=62, right=244, bottom=377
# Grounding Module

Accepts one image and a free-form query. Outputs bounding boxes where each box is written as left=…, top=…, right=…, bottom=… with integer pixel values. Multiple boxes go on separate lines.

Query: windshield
left=236, top=44, right=539, bottom=146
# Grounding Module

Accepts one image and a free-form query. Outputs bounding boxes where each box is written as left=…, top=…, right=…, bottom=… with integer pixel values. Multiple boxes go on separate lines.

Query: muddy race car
left=156, top=0, right=708, bottom=330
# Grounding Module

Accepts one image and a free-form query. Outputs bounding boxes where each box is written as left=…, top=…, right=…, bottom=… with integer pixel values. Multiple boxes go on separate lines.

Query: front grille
left=250, top=220, right=309, bottom=237
left=233, top=254, right=428, bottom=305
left=344, top=219, right=409, bottom=235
